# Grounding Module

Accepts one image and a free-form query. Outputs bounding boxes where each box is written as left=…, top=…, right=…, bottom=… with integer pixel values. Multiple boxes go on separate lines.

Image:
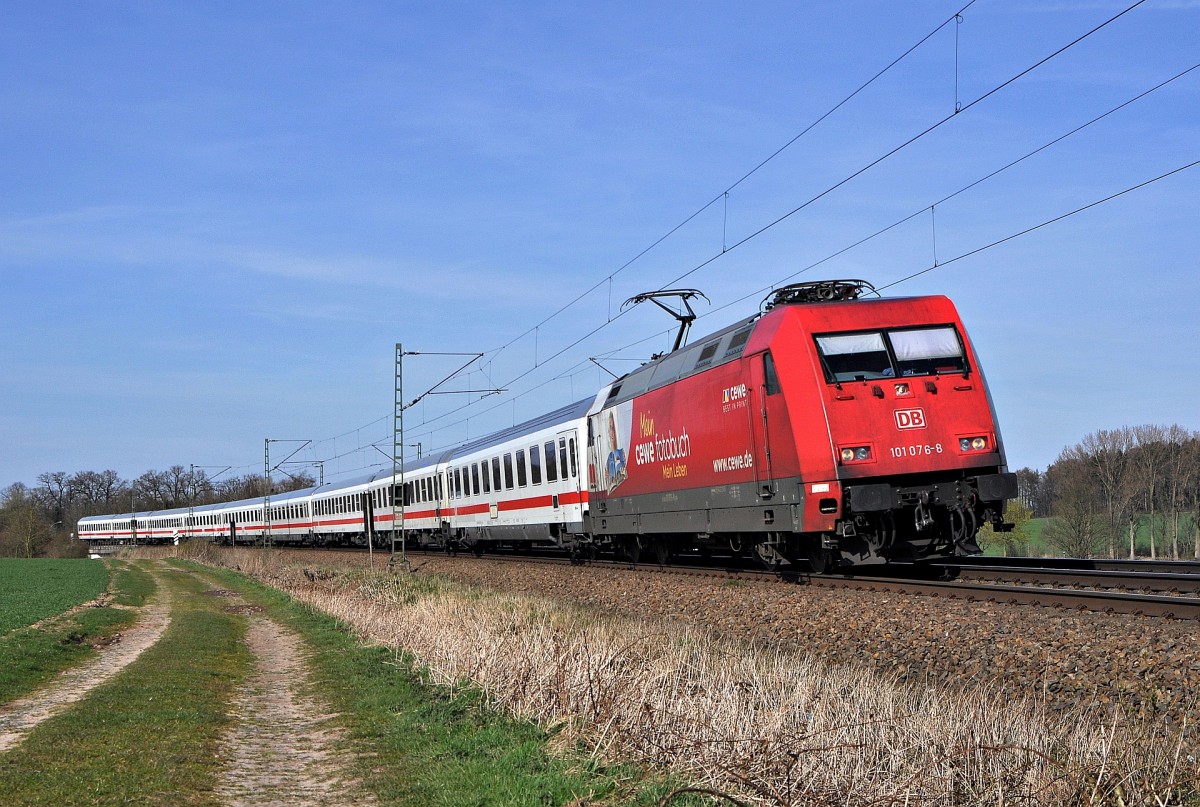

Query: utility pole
left=392, top=344, right=404, bottom=567
left=264, top=439, right=311, bottom=547
left=392, top=347, right=502, bottom=568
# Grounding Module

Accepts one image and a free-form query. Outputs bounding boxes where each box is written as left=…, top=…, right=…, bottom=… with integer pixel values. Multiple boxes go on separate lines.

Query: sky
left=2, top=1, right=1197, bottom=490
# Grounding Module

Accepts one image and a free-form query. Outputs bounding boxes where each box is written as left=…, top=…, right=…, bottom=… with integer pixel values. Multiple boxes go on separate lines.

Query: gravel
left=394, top=554, right=1199, bottom=741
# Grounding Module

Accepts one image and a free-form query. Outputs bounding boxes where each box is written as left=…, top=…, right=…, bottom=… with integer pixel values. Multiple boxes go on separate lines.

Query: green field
left=984, top=514, right=1198, bottom=559
left=0, top=559, right=109, bottom=634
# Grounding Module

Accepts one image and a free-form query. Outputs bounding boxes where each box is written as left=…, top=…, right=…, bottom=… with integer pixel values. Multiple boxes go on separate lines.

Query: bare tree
left=1077, top=427, right=1136, bottom=559
left=0, top=484, right=52, bottom=558
left=69, top=469, right=125, bottom=514
left=163, top=465, right=193, bottom=506
left=34, top=471, right=72, bottom=527
left=214, top=474, right=268, bottom=501
left=134, top=469, right=177, bottom=510
left=1183, top=435, right=1200, bottom=560
left=214, top=472, right=316, bottom=502
left=1129, top=425, right=1169, bottom=559
left=1160, top=426, right=1195, bottom=560
left=1013, top=467, right=1049, bottom=516
left=1043, top=456, right=1104, bottom=558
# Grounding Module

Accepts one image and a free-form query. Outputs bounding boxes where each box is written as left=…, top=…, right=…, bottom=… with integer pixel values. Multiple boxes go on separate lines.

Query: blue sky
left=2, top=1, right=1197, bottom=489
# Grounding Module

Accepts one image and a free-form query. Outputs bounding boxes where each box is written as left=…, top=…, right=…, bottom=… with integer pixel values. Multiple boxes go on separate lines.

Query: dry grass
left=164, top=545, right=1197, bottom=806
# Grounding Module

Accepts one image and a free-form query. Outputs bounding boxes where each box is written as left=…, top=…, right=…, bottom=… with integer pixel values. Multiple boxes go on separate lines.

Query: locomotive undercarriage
left=832, top=470, right=1017, bottom=569
left=584, top=470, right=1017, bottom=573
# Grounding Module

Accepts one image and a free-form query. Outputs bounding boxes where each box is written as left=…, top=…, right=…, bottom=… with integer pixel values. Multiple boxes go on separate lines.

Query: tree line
left=0, top=466, right=314, bottom=558
left=999, top=424, right=1199, bottom=560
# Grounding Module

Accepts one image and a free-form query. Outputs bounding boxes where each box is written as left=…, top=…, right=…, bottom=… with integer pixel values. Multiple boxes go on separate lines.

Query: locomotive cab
left=764, top=281, right=1017, bottom=569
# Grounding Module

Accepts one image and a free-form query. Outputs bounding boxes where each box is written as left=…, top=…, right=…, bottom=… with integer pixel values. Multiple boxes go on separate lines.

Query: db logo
left=894, top=408, right=927, bottom=430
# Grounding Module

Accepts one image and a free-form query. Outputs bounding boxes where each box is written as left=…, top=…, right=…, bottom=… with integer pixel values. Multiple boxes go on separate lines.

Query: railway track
left=291, top=545, right=1200, bottom=621
left=637, top=559, right=1200, bottom=620
left=936, top=562, right=1200, bottom=595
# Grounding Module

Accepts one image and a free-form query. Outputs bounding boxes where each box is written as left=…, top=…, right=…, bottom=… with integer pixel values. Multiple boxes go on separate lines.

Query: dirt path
left=214, top=605, right=371, bottom=807
left=0, top=578, right=172, bottom=754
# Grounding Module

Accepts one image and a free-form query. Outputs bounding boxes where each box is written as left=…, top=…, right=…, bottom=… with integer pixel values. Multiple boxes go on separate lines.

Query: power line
left=430, top=59, right=1198, bottom=441
left=879, top=159, right=1200, bottom=290
left=654, top=0, right=1151, bottom=294
left=667, top=60, right=1200, bottom=327
left=482, top=0, right=980, bottom=369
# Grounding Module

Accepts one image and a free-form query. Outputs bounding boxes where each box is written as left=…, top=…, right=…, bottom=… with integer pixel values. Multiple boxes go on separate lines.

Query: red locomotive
left=586, top=280, right=1016, bottom=572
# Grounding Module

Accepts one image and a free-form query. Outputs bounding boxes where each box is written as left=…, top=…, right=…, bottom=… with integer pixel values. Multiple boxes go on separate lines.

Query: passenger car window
left=529, top=445, right=542, bottom=484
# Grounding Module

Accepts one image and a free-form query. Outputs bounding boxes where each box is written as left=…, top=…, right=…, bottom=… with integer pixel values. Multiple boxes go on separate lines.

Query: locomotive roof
left=604, top=313, right=759, bottom=408
left=603, top=289, right=949, bottom=408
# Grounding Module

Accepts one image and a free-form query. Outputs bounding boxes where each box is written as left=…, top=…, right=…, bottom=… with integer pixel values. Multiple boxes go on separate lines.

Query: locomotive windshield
left=815, top=325, right=967, bottom=382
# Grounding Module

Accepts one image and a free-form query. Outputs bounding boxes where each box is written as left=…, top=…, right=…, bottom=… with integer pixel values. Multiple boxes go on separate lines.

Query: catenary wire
left=482, top=0, right=981, bottom=370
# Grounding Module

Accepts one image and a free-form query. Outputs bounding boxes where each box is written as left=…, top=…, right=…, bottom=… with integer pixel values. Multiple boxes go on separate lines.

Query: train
left=78, top=280, right=1017, bottom=573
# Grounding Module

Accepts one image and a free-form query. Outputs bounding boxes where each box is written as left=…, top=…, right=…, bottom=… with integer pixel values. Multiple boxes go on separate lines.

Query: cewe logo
left=894, top=408, right=927, bottom=430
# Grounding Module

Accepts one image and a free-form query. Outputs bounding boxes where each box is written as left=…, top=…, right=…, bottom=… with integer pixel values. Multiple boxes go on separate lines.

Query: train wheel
left=808, top=549, right=835, bottom=575
left=754, top=541, right=784, bottom=572
left=652, top=539, right=670, bottom=567
left=625, top=536, right=642, bottom=565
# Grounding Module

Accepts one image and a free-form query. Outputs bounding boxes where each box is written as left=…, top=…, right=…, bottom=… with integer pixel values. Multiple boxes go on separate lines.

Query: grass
left=188, top=557, right=703, bottom=806
left=0, top=560, right=152, bottom=705
left=0, top=564, right=250, bottom=807
left=0, top=558, right=109, bottom=633
left=109, top=559, right=156, bottom=607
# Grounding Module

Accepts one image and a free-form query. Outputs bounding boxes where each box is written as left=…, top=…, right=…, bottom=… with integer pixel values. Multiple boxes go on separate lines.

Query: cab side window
left=764, top=352, right=781, bottom=395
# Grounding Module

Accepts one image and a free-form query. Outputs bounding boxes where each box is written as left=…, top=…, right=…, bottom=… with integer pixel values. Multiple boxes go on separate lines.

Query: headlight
left=840, top=446, right=872, bottom=463
left=960, top=436, right=989, bottom=452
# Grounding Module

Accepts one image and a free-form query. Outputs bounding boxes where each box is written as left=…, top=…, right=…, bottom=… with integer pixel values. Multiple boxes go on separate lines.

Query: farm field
left=0, top=558, right=109, bottom=633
